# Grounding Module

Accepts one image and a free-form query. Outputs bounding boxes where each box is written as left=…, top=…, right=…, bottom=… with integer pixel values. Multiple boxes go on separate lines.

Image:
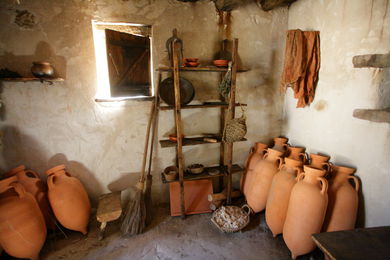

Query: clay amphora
left=4, top=165, right=55, bottom=229
left=283, top=166, right=328, bottom=259
left=271, top=137, right=289, bottom=153
left=323, top=165, right=359, bottom=232
left=241, top=142, right=268, bottom=195
left=46, top=164, right=90, bottom=234
left=309, top=153, right=331, bottom=171
left=287, top=146, right=306, bottom=162
left=246, top=148, right=283, bottom=213
left=266, top=158, right=303, bottom=237
left=0, top=176, right=46, bottom=260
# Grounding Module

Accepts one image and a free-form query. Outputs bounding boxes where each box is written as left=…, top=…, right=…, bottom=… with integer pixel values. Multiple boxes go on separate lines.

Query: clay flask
left=246, top=148, right=283, bottom=213
left=46, top=164, right=91, bottom=234
left=266, top=157, right=303, bottom=237
left=5, top=165, right=55, bottom=229
left=0, top=176, right=46, bottom=260
left=283, top=166, right=328, bottom=259
left=323, top=165, right=359, bottom=232
left=241, top=142, right=268, bottom=195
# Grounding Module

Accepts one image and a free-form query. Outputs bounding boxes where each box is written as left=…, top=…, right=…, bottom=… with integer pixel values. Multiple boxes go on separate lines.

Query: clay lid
left=45, top=164, right=66, bottom=176
left=3, top=165, right=25, bottom=178
left=331, top=164, right=356, bottom=175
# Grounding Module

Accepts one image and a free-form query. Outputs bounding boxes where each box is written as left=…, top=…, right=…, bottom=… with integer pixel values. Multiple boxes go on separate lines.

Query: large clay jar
left=271, top=137, right=289, bottom=153
left=287, top=146, right=306, bottom=162
left=0, top=176, right=46, bottom=260
left=46, top=164, right=90, bottom=234
left=4, top=165, right=54, bottom=229
left=323, top=165, right=359, bottom=232
left=246, top=148, right=283, bottom=213
left=241, top=142, right=268, bottom=195
left=266, top=158, right=303, bottom=237
left=283, top=166, right=328, bottom=259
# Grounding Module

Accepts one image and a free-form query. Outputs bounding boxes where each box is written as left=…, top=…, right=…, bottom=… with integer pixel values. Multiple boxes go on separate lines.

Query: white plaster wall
left=0, top=0, right=287, bottom=205
left=284, top=0, right=390, bottom=227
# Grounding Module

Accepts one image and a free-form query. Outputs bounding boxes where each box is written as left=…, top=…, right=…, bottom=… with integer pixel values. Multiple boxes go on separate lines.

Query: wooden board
left=0, top=77, right=64, bottom=82
left=159, top=102, right=247, bottom=110
left=312, top=226, right=390, bottom=260
left=169, top=179, right=213, bottom=216
left=157, top=66, right=249, bottom=72
left=96, top=191, right=122, bottom=223
left=159, top=136, right=247, bottom=148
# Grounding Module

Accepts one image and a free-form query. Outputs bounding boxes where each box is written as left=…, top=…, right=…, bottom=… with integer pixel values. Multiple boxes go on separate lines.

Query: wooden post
left=219, top=40, right=227, bottom=192
left=226, top=39, right=238, bottom=204
left=172, top=40, right=186, bottom=218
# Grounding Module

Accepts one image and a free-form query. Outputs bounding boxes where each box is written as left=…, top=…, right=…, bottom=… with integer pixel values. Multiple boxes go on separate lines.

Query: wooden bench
left=96, top=191, right=122, bottom=240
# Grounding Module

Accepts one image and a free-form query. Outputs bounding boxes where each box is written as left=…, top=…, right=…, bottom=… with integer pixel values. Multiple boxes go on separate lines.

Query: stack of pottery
left=246, top=148, right=283, bottom=213
left=323, top=165, right=359, bottom=232
left=241, top=142, right=268, bottom=195
left=46, top=164, right=91, bottom=234
left=4, top=165, right=54, bottom=229
left=0, top=176, right=46, bottom=260
left=283, top=165, right=328, bottom=259
left=265, top=157, right=303, bottom=237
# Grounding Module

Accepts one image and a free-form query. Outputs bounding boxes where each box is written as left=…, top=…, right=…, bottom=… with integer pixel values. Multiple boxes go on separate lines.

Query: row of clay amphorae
left=0, top=164, right=90, bottom=260
left=241, top=137, right=360, bottom=259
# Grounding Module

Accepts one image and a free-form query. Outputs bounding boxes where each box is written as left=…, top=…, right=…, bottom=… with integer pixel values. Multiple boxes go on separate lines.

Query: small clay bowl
left=169, top=133, right=184, bottom=142
left=185, top=58, right=199, bottom=63
left=213, top=59, right=229, bottom=67
left=188, top=164, right=204, bottom=174
left=185, top=62, right=200, bottom=67
left=164, top=166, right=178, bottom=182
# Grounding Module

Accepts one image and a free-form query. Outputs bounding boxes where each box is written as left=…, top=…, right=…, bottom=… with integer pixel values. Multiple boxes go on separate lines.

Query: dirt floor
left=1, top=204, right=324, bottom=260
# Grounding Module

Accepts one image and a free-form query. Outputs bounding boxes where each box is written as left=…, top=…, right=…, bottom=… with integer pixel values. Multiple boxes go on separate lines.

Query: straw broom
left=121, top=100, right=156, bottom=236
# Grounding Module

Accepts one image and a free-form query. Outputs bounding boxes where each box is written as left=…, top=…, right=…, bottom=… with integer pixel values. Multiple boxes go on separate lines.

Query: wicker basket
left=211, top=204, right=251, bottom=233
left=223, top=115, right=247, bottom=143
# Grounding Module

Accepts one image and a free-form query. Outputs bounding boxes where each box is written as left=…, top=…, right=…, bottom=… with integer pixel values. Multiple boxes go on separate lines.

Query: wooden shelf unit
left=159, top=38, right=246, bottom=217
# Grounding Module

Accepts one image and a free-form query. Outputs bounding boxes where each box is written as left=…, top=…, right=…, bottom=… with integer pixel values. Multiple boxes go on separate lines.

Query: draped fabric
left=280, top=29, right=320, bottom=108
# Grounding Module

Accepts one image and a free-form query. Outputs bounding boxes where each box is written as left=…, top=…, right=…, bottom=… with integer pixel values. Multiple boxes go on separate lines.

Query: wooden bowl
left=185, top=58, right=199, bottom=63
left=188, top=164, right=204, bottom=174
left=213, top=59, right=229, bottom=67
left=164, top=166, right=178, bottom=181
left=169, top=133, right=184, bottom=142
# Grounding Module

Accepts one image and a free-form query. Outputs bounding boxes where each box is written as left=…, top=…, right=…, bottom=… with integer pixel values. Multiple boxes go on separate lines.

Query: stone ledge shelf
left=353, top=108, right=390, bottom=123
left=353, top=53, right=390, bottom=68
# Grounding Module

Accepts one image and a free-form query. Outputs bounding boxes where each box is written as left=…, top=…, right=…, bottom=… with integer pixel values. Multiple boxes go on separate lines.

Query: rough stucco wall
left=284, top=0, right=390, bottom=227
left=0, top=0, right=287, bottom=205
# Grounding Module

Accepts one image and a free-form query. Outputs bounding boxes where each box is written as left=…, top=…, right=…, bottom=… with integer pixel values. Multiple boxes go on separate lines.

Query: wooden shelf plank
left=161, top=164, right=243, bottom=184
left=159, top=102, right=247, bottom=110
left=157, top=66, right=249, bottom=73
left=159, top=136, right=247, bottom=148
left=0, top=77, right=64, bottom=82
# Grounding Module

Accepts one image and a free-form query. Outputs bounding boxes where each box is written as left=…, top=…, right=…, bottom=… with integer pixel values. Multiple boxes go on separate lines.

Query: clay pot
left=246, top=148, right=283, bottom=213
left=309, top=153, right=331, bottom=171
left=241, top=142, right=268, bottom=194
left=283, top=166, right=328, bottom=259
left=271, top=137, right=289, bottom=153
left=0, top=176, right=46, bottom=260
left=46, top=164, right=90, bottom=234
left=31, top=61, right=54, bottom=78
left=4, top=165, right=54, bottom=229
left=323, top=165, right=359, bottom=232
left=287, top=146, right=306, bottom=162
left=266, top=158, right=303, bottom=237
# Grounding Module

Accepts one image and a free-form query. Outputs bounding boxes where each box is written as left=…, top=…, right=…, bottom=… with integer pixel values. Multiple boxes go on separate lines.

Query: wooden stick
left=208, top=190, right=242, bottom=203
left=172, top=40, right=186, bottom=219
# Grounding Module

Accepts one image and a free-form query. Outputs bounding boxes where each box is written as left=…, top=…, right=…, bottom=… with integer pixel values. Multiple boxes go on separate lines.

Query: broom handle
left=139, top=100, right=155, bottom=184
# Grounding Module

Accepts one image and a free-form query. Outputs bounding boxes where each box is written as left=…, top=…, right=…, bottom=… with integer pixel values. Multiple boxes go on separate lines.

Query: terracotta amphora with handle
left=323, top=165, right=359, bottom=232
left=246, top=148, right=283, bottom=213
left=283, top=165, right=328, bottom=259
left=271, top=137, right=289, bottom=154
left=4, top=165, right=55, bottom=229
left=241, top=142, right=268, bottom=195
left=46, top=164, right=90, bottom=234
left=286, top=146, right=307, bottom=162
left=0, top=176, right=46, bottom=260
left=266, top=157, right=303, bottom=237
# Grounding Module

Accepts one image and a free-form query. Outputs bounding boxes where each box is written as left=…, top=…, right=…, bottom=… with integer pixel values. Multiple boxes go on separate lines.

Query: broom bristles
left=121, top=183, right=146, bottom=236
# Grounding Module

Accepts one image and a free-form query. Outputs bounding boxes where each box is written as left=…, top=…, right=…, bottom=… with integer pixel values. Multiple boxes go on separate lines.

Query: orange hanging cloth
left=280, top=29, right=320, bottom=108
